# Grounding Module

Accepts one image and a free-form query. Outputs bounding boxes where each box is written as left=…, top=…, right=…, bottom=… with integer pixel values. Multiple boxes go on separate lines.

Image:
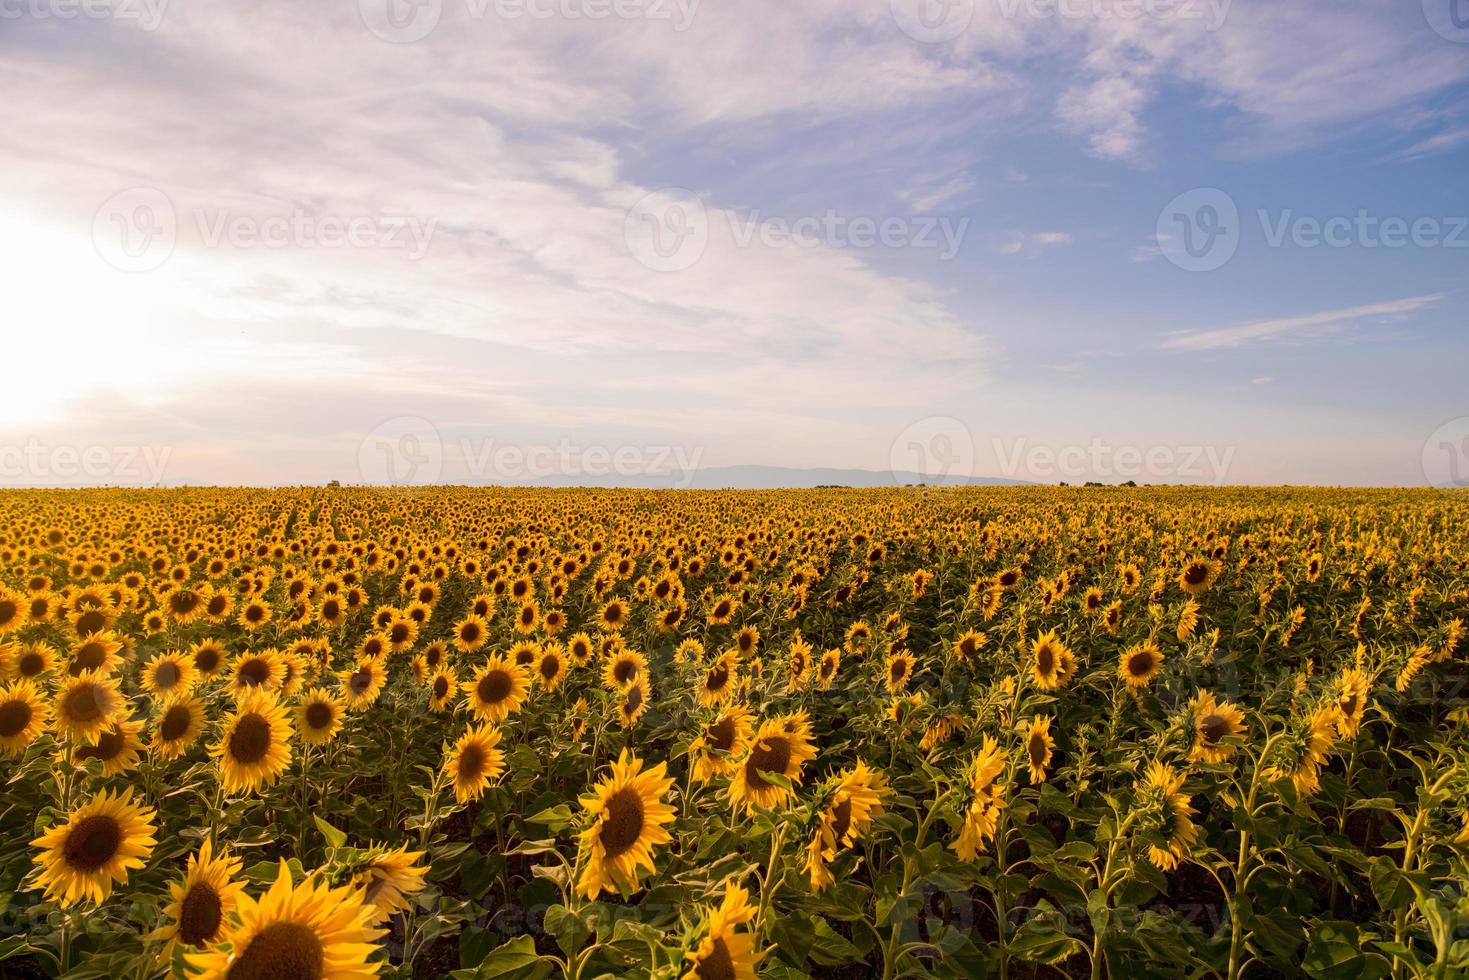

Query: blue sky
left=1, top=0, right=1466, bottom=486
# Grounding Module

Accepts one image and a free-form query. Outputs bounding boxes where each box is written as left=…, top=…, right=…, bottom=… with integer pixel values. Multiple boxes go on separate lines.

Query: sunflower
left=598, top=599, right=629, bottom=632
left=54, top=670, right=126, bottom=743
left=569, top=696, right=590, bottom=740
left=236, top=599, right=272, bottom=631
left=534, top=645, right=567, bottom=690
left=697, top=650, right=738, bottom=707
left=1333, top=668, right=1372, bottom=737
left=211, top=690, right=293, bottom=795
left=1178, top=559, right=1220, bottom=596
left=707, top=594, right=738, bottom=626
left=692, top=706, right=752, bottom=781
left=349, top=842, right=428, bottom=923
left=952, top=735, right=1007, bottom=861
left=13, top=642, right=57, bottom=679
left=617, top=676, right=650, bottom=729
left=681, top=881, right=764, bottom=980
left=154, top=839, right=246, bottom=956
left=338, top=658, right=387, bottom=711
left=0, top=679, right=51, bottom=755
left=452, top=614, right=489, bottom=653
left=72, top=717, right=145, bottom=777
left=186, top=859, right=384, bottom=980
left=462, top=655, right=530, bottom=723
left=1265, top=705, right=1336, bottom=796
left=603, top=649, right=646, bottom=691
left=1024, top=715, right=1054, bottom=784
left=68, top=630, right=125, bottom=676
left=427, top=669, right=458, bottom=713
left=576, top=749, right=677, bottom=899
left=952, top=630, right=986, bottom=663
left=152, top=697, right=207, bottom=759
left=31, top=787, right=157, bottom=906
left=1119, top=642, right=1165, bottom=688
left=1134, top=761, right=1198, bottom=872
left=295, top=688, right=345, bottom=745
left=1029, top=630, right=1076, bottom=691
left=1189, top=690, right=1246, bottom=763
left=227, top=650, right=283, bottom=697
left=728, top=718, right=817, bottom=813
left=884, top=651, right=916, bottom=693
left=567, top=632, right=595, bottom=666
left=805, top=762, right=888, bottom=891
left=444, top=723, right=506, bottom=803
left=141, top=651, right=197, bottom=701
left=189, top=640, right=226, bottom=679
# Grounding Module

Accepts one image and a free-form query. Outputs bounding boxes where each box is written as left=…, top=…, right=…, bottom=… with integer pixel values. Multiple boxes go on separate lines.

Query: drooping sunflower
left=696, top=650, right=738, bottom=707
left=0, top=679, right=51, bottom=755
left=952, top=735, right=1007, bottom=861
left=728, top=717, right=817, bottom=813
left=1119, top=642, right=1165, bottom=688
left=1029, top=630, right=1076, bottom=691
left=349, top=842, right=428, bottom=923
left=617, top=676, right=650, bottom=729
left=1189, top=690, right=1247, bottom=763
left=338, top=658, right=387, bottom=711
left=1024, top=715, right=1054, bottom=784
left=569, top=696, right=590, bottom=740
left=152, top=697, right=207, bottom=760
left=1332, top=668, right=1372, bottom=737
left=141, top=651, right=197, bottom=701
left=154, top=839, right=245, bottom=957
left=295, top=687, right=345, bottom=745
left=1178, top=559, right=1220, bottom=596
left=31, top=787, right=157, bottom=906
left=54, top=670, right=125, bottom=743
left=1133, top=760, right=1199, bottom=872
left=804, top=761, right=889, bottom=891
left=461, top=655, right=530, bottom=723
left=186, top=859, right=384, bottom=980
left=576, top=749, right=677, bottom=899
left=211, top=690, right=293, bottom=795
left=444, top=723, right=506, bottom=803
left=816, top=648, right=840, bottom=690
left=681, top=881, right=764, bottom=980
left=72, top=717, right=145, bottom=777
left=1265, top=705, right=1336, bottom=796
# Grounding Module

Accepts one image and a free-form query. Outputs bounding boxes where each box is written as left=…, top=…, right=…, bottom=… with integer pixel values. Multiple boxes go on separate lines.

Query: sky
left=1, top=0, right=1467, bottom=488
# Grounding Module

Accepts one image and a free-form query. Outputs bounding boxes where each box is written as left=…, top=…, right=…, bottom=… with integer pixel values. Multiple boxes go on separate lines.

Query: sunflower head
left=31, top=787, right=157, bottom=906
left=728, top=718, right=817, bottom=813
left=211, top=689, right=293, bottom=795
left=0, top=679, right=51, bottom=755
left=576, top=749, right=677, bottom=899
left=1134, top=760, right=1198, bottom=871
left=462, top=655, right=530, bottom=723
left=445, top=723, right=506, bottom=803
left=155, top=839, right=245, bottom=954
left=1119, top=642, right=1165, bottom=688
left=1189, top=690, right=1246, bottom=763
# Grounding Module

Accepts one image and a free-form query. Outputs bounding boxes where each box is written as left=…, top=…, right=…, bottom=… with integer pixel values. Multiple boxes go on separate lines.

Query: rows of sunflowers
left=0, top=486, right=1467, bottom=979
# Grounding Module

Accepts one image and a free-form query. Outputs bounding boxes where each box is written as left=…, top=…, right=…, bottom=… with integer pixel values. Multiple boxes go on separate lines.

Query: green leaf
left=313, top=814, right=347, bottom=849
left=460, top=935, right=553, bottom=979
left=524, top=804, right=573, bottom=833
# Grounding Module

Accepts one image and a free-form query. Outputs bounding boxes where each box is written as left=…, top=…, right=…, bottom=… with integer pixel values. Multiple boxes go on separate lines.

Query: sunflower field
left=1, top=486, right=1467, bottom=980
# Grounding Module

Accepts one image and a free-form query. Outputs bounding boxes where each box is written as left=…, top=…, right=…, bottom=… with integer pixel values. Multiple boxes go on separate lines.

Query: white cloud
left=1161, top=295, right=1445, bottom=352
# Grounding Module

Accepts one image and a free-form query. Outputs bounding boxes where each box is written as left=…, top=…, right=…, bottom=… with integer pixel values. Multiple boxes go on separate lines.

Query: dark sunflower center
left=1036, top=645, right=1055, bottom=675
left=708, top=718, right=736, bottom=751
left=195, top=648, right=221, bottom=673
left=63, top=815, right=121, bottom=872
left=1340, top=693, right=1361, bottom=717
left=889, top=661, right=906, bottom=682
left=73, top=643, right=109, bottom=672
left=1199, top=713, right=1230, bottom=745
left=349, top=670, right=373, bottom=695
left=624, top=685, right=643, bottom=713
left=76, top=727, right=124, bottom=762
left=1028, top=731, right=1047, bottom=766
left=390, top=623, right=410, bottom=643
left=1184, top=564, right=1208, bottom=585
left=305, top=702, right=334, bottom=730
left=62, top=685, right=104, bottom=723
left=207, top=596, right=229, bottom=616
left=154, top=661, right=181, bottom=689
left=599, top=787, right=645, bottom=858
left=459, top=743, right=485, bottom=780
left=693, top=936, right=737, bottom=980
left=613, top=660, right=636, bottom=684
left=74, top=609, right=107, bottom=636
left=0, top=699, right=32, bottom=737
left=161, top=705, right=193, bottom=741
left=478, top=669, right=512, bottom=704
left=228, top=714, right=272, bottom=764
left=831, top=798, right=853, bottom=842
left=238, top=659, right=270, bottom=686
left=226, top=921, right=325, bottom=980
left=178, top=881, right=224, bottom=946
left=1127, top=652, right=1156, bottom=677
left=539, top=656, right=559, bottom=681
left=705, top=665, right=729, bottom=690
left=745, top=737, right=792, bottom=790
left=170, top=592, right=200, bottom=615
left=460, top=623, right=481, bottom=643
left=19, top=652, right=44, bottom=676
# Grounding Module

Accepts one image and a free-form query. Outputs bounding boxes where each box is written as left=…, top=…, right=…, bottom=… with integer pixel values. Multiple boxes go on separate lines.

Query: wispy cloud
left=1161, top=295, right=1445, bottom=352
